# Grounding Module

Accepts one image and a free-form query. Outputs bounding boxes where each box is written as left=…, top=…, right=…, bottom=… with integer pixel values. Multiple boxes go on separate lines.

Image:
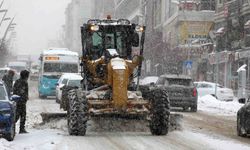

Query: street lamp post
left=215, top=27, right=225, bottom=97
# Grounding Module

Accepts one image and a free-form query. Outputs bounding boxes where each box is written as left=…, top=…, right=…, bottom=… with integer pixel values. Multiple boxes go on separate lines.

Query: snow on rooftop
left=61, top=73, right=83, bottom=80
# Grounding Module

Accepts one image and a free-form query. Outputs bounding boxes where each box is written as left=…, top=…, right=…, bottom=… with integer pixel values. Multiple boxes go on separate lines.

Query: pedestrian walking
left=13, top=70, right=30, bottom=134
left=2, top=70, right=15, bottom=97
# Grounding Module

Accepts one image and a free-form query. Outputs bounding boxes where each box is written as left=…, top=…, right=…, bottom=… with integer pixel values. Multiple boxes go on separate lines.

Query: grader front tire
left=67, top=89, right=88, bottom=136
left=149, top=88, right=170, bottom=135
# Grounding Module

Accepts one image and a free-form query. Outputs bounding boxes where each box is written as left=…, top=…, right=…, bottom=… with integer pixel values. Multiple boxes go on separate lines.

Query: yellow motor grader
left=66, top=17, right=170, bottom=136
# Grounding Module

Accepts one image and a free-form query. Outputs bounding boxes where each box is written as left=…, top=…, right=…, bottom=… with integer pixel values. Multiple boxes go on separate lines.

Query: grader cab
left=67, top=17, right=170, bottom=136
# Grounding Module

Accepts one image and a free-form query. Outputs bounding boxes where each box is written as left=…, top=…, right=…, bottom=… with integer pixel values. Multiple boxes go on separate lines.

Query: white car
left=0, top=67, right=19, bottom=82
left=139, top=76, right=159, bottom=85
left=0, top=67, right=11, bottom=79
left=194, top=81, right=234, bottom=101
left=55, top=73, right=83, bottom=103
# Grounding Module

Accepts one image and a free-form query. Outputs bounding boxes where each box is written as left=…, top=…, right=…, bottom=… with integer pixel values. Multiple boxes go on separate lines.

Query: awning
left=215, top=27, right=225, bottom=35
left=244, top=20, right=250, bottom=29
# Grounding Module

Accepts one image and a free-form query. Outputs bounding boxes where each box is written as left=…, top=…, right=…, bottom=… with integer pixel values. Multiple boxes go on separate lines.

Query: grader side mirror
left=238, top=98, right=246, bottom=104
left=132, top=33, right=139, bottom=47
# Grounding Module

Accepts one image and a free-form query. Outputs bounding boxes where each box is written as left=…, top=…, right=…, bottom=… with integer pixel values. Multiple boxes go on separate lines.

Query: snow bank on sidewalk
left=198, top=95, right=244, bottom=116
left=0, top=129, right=63, bottom=150
left=178, top=130, right=250, bottom=150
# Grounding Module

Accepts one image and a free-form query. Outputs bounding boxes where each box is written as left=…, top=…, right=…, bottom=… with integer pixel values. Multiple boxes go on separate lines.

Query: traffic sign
left=184, top=60, right=192, bottom=69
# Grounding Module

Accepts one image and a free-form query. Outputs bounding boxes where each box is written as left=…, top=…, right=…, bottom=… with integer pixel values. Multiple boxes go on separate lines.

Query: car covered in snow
left=139, top=76, right=159, bottom=85
left=0, top=81, right=20, bottom=141
left=237, top=98, right=250, bottom=137
left=55, top=73, right=82, bottom=104
left=156, top=74, right=198, bottom=112
left=194, top=81, right=234, bottom=101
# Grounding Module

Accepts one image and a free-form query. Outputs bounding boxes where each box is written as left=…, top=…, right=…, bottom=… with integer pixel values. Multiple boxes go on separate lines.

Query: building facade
left=162, top=0, right=215, bottom=79
left=210, top=0, right=250, bottom=90
left=64, top=0, right=94, bottom=53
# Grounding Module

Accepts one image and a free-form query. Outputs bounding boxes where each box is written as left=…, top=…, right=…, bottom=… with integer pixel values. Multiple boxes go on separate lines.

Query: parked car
left=55, top=73, right=83, bottom=104
left=140, top=74, right=197, bottom=112
left=237, top=98, right=250, bottom=137
left=0, top=81, right=20, bottom=141
left=194, top=81, right=234, bottom=101
left=155, top=74, right=197, bottom=112
left=0, top=67, right=11, bottom=79
left=30, top=63, right=40, bottom=81
left=0, top=67, right=18, bottom=83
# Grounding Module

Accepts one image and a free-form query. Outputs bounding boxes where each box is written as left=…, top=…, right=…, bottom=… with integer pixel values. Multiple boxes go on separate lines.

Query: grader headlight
left=90, top=25, right=99, bottom=31
left=135, top=25, right=144, bottom=32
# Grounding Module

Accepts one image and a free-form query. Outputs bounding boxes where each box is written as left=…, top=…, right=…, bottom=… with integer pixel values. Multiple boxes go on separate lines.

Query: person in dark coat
left=13, top=70, right=29, bottom=134
left=2, top=70, right=15, bottom=97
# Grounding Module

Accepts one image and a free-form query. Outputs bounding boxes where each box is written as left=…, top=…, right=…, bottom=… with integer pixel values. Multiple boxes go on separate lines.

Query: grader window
left=89, top=29, right=131, bottom=59
left=92, top=32, right=103, bottom=50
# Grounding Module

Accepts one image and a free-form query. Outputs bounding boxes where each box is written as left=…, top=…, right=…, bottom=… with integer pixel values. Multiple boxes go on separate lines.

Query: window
left=156, top=77, right=165, bottom=85
left=199, top=83, right=212, bottom=88
left=67, top=80, right=81, bottom=87
left=89, top=29, right=131, bottom=59
left=166, top=79, right=192, bottom=86
left=44, top=63, right=78, bottom=73
left=62, top=79, right=68, bottom=85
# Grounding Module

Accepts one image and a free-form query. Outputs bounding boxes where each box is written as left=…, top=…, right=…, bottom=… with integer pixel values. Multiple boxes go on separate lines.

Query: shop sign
left=239, top=50, right=250, bottom=59
left=208, top=51, right=229, bottom=64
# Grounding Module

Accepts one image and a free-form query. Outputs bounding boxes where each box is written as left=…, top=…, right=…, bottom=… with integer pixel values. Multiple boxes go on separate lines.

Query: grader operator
left=66, top=17, right=170, bottom=136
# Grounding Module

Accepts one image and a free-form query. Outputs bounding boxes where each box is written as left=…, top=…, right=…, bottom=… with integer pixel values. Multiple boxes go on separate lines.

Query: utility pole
left=1, top=17, right=16, bottom=46
left=0, top=9, right=8, bottom=27
left=215, top=27, right=225, bottom=97
left=0, top=0, right=4, bottom=9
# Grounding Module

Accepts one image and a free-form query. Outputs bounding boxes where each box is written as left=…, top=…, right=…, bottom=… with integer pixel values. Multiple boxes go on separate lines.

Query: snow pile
left=0, top=139, right=12, bottom=150
left=178, top=130, right=250, bottom=150
left=198, top=95, right=244, bottom=116
left=0, top=129, right=63, bottom=150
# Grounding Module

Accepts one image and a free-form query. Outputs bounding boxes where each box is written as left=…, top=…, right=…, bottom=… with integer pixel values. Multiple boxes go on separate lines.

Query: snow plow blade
left=40, top=112, right=183, bottom=130
left=40, top=112, right=67, bottom=123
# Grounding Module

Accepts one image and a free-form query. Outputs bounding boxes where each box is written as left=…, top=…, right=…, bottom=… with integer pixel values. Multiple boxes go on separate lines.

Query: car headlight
left=43, top=83, right=50, bottom=89
left=3, top=113, right=11, bottom=117
left=0, top=110, right=11, bottom=117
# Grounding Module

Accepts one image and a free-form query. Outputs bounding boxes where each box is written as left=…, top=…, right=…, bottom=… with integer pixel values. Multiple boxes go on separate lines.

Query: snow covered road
left=1, top=82, right=250, bottom=150
left=1, top=98, right=249, bottom=150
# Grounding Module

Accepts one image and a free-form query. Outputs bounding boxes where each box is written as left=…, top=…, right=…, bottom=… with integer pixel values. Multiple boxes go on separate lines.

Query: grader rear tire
left=67, top=89, right=88, bottom=136
left=149, top=88, right=170, bottom=135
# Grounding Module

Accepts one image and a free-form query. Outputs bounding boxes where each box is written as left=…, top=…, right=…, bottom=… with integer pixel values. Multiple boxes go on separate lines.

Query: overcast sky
left=2, top=0, right=71, bottom=55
